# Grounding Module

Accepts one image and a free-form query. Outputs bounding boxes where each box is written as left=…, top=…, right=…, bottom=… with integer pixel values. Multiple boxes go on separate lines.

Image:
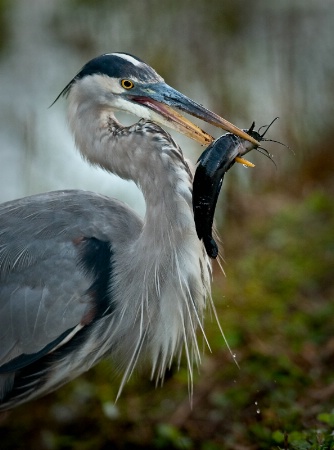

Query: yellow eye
left=121, top=79, right=134, bottom=89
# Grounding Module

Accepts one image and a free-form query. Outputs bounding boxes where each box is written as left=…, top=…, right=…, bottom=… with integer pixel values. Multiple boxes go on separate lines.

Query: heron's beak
left=131, top=83, right=259, bottom=147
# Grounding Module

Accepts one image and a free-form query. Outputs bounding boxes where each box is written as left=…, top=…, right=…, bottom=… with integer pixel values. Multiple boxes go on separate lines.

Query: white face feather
left=73, top=73, right=142, bottom=97
left=93, top=74, right=129, bottom=95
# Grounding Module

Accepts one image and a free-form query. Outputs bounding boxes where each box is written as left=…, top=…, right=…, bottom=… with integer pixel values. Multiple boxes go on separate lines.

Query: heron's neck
left=68, top=102, right=211, bottom=383
left=69, top=103, right=195, bottom=232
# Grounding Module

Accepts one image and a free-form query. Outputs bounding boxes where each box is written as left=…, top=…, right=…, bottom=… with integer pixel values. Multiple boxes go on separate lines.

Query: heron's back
left=0, top=190, right=143, bottom=409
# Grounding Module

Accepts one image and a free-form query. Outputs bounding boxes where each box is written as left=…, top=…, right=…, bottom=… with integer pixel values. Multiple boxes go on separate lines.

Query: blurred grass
left=1, top=148, right=333, bottom=449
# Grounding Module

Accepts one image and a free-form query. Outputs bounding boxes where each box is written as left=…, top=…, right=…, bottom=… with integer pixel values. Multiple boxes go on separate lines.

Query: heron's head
left=55, top=52, right=259, bottom=146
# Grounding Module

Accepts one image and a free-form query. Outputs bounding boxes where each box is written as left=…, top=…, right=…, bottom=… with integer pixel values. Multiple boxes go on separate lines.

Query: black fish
left=193, top=121, right=277, bottom=259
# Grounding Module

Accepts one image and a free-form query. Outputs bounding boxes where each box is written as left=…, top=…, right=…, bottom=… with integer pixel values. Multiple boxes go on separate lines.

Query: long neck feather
left=67, top=92, right=212, bottom=391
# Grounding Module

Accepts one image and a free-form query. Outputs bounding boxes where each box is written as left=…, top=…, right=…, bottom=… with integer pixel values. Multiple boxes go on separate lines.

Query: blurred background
left=0, top=0, right=333, bottom=449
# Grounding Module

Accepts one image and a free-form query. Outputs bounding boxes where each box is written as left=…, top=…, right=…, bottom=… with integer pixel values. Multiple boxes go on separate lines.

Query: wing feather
left=0, top=190, right=142, bottom=373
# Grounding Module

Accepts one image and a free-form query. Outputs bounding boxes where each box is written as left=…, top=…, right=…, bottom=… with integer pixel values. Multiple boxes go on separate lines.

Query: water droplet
left=102, top=402, right=120, bottom=420
left=242, top=164, right=249, bottom=168
left=254, top=401, right=258, bottom=406
left=256, top=409, right=261, bottom=414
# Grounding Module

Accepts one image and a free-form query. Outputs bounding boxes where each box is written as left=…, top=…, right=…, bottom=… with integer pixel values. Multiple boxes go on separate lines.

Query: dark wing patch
left=0, top=327, right=76, bottom=373
left=78, top=237, right=114, bottom=319
left=0, top=323, right=95, bottom=408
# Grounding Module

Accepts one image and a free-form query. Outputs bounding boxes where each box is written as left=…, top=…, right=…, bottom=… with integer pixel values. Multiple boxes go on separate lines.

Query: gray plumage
left=0, top=52, right=257, bottom=410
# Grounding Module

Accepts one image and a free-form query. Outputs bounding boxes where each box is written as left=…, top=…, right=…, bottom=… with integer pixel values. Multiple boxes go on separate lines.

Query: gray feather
left=0, top=190, right=142, bottom=368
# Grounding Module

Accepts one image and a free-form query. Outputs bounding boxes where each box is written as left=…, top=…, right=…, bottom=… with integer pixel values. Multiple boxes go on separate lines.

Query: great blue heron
left=0, top=53, right=259, bottom=411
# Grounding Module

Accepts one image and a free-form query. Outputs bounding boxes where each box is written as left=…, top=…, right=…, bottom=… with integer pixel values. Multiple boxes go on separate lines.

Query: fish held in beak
left=193, top=120, right=281, bottom=258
